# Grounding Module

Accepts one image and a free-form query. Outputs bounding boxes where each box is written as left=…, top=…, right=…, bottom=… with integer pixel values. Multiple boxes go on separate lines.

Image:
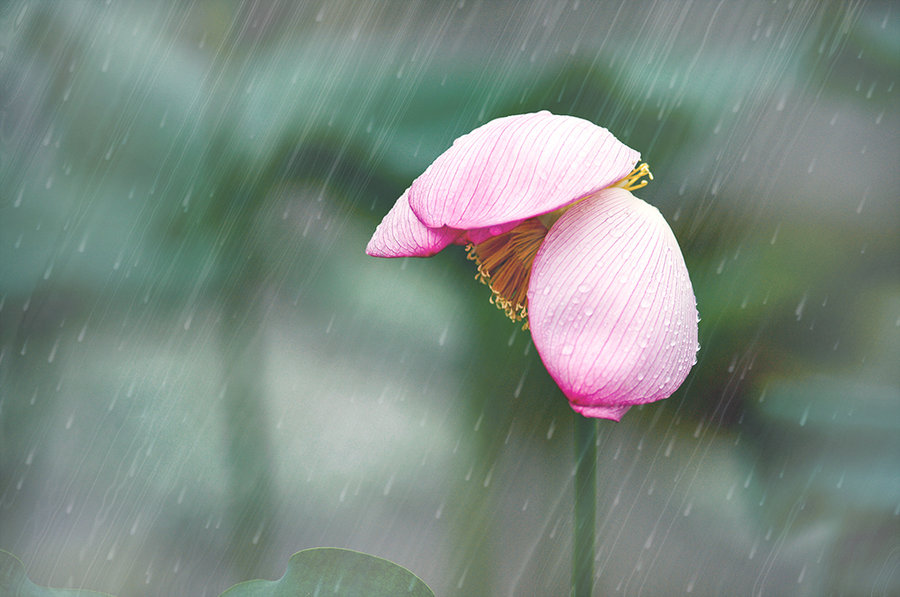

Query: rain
left=1, top=1, right=897, bottom=595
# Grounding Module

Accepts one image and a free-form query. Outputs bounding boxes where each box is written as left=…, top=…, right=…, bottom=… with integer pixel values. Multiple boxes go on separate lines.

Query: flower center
left=465, top=163, right=652, bottom=326
left=466, top=218, right=547, bottom=325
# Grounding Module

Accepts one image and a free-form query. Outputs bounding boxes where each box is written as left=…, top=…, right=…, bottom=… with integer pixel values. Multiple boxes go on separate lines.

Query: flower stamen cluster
left=465, top=218, right=548, bottom=326
left=611, top=162, right=653, bottom=192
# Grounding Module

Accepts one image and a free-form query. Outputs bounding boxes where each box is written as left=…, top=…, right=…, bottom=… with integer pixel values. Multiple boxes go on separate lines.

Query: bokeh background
left=1, top=1, right=897, bottom=595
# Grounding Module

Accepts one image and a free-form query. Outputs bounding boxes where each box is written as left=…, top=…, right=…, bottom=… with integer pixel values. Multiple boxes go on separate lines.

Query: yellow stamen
left=465, top=218, right=548, bottom=326
left=611, top=162, right=653, bottom=192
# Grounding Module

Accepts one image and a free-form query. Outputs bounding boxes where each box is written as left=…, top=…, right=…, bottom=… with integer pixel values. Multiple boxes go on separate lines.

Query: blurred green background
left=1, top=2, right=897, bottom=595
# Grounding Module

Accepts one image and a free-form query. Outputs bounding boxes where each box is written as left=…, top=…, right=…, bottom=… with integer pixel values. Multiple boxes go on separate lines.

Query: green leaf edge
left=0, top=550, right=115, bottom=597
left=1, top=547, right=434, bottom=597
left=218, top=547, right=435, bottom=597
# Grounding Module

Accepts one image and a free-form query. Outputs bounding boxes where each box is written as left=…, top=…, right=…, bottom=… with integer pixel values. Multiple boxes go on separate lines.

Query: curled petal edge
left=366, top=189, right=461, bottom=258
left=571, top=403, right=631, bottom=422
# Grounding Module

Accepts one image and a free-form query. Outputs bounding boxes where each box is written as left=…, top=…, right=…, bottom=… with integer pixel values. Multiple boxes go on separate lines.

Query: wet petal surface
left=527, top=187, right=698, bottom=420
left=408, top=111, right=640, bottom=230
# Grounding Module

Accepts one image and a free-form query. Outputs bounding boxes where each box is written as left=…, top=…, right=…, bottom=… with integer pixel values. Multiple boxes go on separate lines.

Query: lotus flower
left=366, top=111, right=698, bottom=421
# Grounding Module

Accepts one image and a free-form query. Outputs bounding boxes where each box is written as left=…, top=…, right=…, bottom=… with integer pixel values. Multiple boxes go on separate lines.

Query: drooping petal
left=408, top=111, right=640, bottom=230
left=366, top=188, right=462, bottom=257
left=527, top=187, right=698, bottom=421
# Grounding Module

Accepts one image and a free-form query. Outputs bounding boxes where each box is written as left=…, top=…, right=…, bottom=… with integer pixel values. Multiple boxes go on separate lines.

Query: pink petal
left=408, top=111, right=640, bottom=230
left=366, top=188, right=462, bottom=257
left=526, top=187, right=698, bottom=421
left=460, top=221, right=525, bottom=245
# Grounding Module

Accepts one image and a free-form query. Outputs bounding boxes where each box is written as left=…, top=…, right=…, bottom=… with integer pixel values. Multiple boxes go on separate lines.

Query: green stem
left=572, top=413, right=597, bottom=597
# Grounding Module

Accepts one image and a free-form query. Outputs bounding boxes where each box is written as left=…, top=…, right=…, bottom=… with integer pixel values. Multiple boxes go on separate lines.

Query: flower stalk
left=572, top=412, right=597, bottom=597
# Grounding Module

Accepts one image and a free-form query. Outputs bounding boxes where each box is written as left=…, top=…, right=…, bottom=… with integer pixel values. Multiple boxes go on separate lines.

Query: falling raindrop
left=799, top=404, right=810, bottom=427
